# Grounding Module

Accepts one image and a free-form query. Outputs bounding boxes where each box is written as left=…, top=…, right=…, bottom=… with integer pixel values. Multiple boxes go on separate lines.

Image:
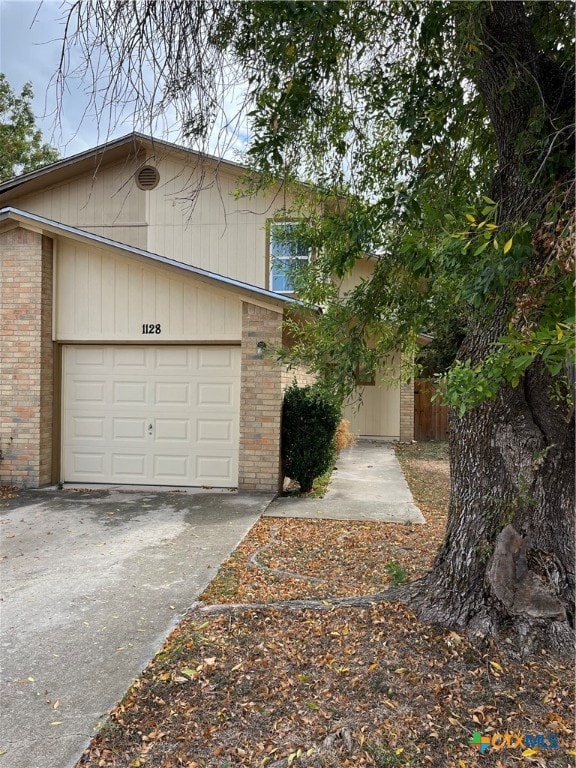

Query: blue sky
left=0, top=0, right=250, bottom=160
left=0, top=0, right=130, bottom=156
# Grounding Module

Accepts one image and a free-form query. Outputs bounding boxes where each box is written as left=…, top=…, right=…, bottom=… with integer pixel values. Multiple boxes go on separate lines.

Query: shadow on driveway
left=0, top=488, right=271, bottom=768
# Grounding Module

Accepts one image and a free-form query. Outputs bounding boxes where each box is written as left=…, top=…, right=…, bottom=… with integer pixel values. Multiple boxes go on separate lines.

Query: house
left=0, top=133, right=414, bottom=492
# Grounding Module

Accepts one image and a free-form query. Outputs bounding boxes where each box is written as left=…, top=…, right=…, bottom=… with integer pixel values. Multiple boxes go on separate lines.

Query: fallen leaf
left=179, top=668, right=198, bottom=680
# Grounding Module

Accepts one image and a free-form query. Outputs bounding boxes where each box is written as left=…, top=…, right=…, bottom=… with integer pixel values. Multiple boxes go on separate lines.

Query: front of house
left=0, top=134, right=414, bottom=492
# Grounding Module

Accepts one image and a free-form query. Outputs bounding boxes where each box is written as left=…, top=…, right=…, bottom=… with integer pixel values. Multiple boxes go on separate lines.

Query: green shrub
left=281, top=384, right=341, bottom=494
left=384, top=560, right=409, bottom=586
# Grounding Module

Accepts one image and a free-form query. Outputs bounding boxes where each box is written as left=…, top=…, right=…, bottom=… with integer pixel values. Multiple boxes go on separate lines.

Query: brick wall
left=238, top=302, right=284, bottom=492
left=0, top=228, right=54, bottom=487
left=281, top=364, right=316, bottom=391
left=39, top=236, right=54, bottom=483
left=399, top=375, right=415, bottom=443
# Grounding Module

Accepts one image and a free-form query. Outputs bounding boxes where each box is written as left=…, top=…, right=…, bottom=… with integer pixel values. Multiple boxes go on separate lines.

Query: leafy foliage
left=61, top=0, right=575, bottom=639
left=281, top=384, right=340, bottom=493
left=61, top=1, right=575, bottom=412
left=0, top=74, right=59, bottom=181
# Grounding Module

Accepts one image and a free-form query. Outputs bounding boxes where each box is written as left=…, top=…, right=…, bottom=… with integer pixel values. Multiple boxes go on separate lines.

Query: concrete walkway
left=265, top=440, right=425, bottom=523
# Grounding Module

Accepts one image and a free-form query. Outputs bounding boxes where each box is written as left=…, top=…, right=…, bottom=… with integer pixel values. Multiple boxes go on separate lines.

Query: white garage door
left=62, top=345, right=240, bottom=487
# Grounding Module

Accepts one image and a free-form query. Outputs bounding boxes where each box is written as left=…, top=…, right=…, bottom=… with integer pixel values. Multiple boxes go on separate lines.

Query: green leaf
left=513, top=355, right=534, bottom=369
left=548, top=361, right=564, bottom=375
left=473, top=241, right=489, bottom=256
left=179, top=667, right=198, bottom=680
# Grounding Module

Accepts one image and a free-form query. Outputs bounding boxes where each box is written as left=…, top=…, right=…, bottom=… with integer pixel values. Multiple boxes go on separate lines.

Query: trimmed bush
left=281, top=384, right=341, bottom=494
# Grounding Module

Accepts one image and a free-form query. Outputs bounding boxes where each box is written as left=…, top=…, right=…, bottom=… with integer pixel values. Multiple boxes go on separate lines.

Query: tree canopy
left=61, top=1, right=574, bottom=653
left=0, top=74, right=59, bottom=181
left=61, top=1, right=573, bottom=401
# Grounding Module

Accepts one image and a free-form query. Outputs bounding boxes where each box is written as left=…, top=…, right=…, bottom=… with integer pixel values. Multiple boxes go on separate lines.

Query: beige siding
left=337, top=261, right=404, bottom=439
left=145, top=155, right=292, bottom=287
left=55, top=239, right=242, bottom=342
left=7, top=159, right=148, bottom=249
left=343, top=358, right=401, bottom=439
left=337, top=256, right=376, bottom=296
left=5, top=147, right=299, bottom=286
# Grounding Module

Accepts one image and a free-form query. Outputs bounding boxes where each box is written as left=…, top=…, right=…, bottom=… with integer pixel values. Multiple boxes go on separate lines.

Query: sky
left=0, top=0, right=249, bottom=160
left=0, top=0, right=131, bottom=156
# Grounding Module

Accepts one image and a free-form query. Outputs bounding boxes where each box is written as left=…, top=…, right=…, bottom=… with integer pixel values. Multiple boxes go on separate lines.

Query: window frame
left=355, top=363, right=376, bottom=386
left=268, top=220, right=311, bottom=295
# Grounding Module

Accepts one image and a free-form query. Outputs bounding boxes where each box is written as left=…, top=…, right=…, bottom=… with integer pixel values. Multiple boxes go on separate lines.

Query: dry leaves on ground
left=0, top=485, right=19, bottom=500
left=73, top=442, right=575, bottom=767
left=77, top=603, right=575, bottom=768
left=201, top=442, right=449, bottom=605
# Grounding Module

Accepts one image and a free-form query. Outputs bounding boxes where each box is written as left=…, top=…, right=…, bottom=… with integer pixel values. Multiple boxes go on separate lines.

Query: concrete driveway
left=0, top=488, right=271, bottom=768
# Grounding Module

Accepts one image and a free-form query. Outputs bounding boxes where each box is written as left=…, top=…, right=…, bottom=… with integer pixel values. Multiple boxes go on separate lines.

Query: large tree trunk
left=409, top=2, right=575, bottom=656
left=410, top=371, right=574, bottom=655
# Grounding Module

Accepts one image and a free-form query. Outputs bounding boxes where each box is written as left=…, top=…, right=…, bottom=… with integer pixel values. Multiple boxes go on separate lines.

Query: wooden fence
left=414, top=378, right=449, bottom=442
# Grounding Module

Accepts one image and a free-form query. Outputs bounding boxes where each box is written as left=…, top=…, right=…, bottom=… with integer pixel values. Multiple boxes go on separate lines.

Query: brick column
left=239, top=302, right=284, bottom=492
left=399, top=377, right=415, bottom=443
left=0, top=228, right=54, bottom=487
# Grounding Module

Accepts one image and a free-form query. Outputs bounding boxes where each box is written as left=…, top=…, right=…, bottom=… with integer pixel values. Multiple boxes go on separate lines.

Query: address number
left=142, top=323, right=162, bottom=334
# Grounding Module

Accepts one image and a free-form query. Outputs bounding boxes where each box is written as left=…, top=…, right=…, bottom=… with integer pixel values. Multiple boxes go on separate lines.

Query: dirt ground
left=74, top=442, right=575, bottom=768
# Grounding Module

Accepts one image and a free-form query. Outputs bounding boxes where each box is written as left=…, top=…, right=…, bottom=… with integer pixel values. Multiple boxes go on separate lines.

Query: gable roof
left=0, top=206, right=308, bottom=310
left=0, top=132, right=248, bottom=202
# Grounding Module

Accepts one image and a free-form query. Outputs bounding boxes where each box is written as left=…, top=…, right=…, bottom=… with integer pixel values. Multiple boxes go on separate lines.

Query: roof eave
left=0, top=132, right=251, bottom=199
left=0, top=206, right=311, bottom=311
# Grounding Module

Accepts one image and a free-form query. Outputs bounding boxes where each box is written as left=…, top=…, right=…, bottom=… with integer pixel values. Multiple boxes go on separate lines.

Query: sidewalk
left=265, top=440, right=425, bottom=523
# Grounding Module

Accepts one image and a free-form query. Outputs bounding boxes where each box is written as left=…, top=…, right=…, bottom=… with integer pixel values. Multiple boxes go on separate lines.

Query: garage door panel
left=155, top=419, right=189, bottom=441
left=153, top=455, right=190, bottom=479
left=63, top=345, right=240, bottom=486
left=71, top=380, right=106, bottom=402
left=194, top=455, right=235, bottom=484
left=155, top=382, right=191, bottom=406
left=70, top=452, right=106, bottom=475
left=112, top=418, right=147, bottom=440
left=111, top=453, right=147, bottom=477
left=113, top=381, right=148, bottom=404
left=113, top=347, right=147, bottom=367
left=74, top=347, right=106, bottom=366
left=155, top=347, right=193, bottom=369
left=197, top=382, right=236, bottom=406
left=198, top=347, right=238, bottom=371
left=70, top=417, right=106, bottom=439
left=196, top=419, right=233, bottom=443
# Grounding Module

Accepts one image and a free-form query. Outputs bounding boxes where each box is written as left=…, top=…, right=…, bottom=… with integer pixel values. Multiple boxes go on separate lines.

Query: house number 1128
left=142, top=323, right=162, bottom=334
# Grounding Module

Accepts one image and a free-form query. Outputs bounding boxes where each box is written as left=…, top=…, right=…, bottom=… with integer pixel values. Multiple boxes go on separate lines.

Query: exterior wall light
left=256, top=341, right=267, bottom=357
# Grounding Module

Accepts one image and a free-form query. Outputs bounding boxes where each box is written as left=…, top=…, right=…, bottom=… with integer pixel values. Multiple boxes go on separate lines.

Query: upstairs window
left=269, top=222, right=310, bottom=294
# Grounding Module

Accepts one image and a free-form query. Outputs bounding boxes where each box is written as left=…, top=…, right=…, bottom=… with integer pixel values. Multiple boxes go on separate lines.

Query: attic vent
left=136, top=165, right=160, bottom=190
